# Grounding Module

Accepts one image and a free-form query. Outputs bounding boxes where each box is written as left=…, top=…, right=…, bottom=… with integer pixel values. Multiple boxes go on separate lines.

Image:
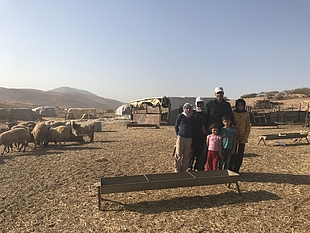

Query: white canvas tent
left=32, top=107, right=57, bottom=117
left=66, top=108, right=96, bottom=119
left=115, top=104, right=131, bottom=116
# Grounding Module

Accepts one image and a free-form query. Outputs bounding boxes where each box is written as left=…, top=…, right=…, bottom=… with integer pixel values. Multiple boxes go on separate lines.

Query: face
left=196, top=101, right=203, bottom=108
left=211, top=128, right=219, bottom=134
left=222, top=119, right=231, bottom=126
left=237, top=102, right=244, bottom=110
left=184, top=106, right=192, bottom=114
left=215, top=91, right=224, bottom=101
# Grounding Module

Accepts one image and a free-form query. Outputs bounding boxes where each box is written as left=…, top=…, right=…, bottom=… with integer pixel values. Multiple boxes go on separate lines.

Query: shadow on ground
left=100, top=190, right=280, bottom=214
left=241, top=172, right=310, bottom=185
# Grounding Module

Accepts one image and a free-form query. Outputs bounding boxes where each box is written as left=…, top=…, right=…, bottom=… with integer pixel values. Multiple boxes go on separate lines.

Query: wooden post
left=305, top=102, right=309, bottom=127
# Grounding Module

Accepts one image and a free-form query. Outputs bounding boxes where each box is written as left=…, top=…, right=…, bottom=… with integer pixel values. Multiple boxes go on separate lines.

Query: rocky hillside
left=0, top=87, right=124, bottom=111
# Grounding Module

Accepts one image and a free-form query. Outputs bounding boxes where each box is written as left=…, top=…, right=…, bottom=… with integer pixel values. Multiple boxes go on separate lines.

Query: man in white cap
left=197, top=86, right=235, bottom=171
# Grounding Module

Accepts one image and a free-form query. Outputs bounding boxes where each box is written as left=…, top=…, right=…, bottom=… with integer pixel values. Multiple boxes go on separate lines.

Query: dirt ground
left=0, top=119, right=309, bottom=232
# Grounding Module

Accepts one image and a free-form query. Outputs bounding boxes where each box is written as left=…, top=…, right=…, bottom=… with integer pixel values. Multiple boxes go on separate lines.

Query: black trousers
left=189, top=135, right=205, bottom=170
left=229, top=142, right=245, bottom=173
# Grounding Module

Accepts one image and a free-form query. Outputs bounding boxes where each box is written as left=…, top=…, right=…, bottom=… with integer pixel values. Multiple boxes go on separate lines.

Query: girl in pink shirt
left=206, top=123, right=222, bottom=171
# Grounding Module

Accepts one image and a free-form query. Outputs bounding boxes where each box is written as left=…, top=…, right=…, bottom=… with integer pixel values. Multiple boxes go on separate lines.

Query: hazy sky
left=1, top=0, right=309, bottom=103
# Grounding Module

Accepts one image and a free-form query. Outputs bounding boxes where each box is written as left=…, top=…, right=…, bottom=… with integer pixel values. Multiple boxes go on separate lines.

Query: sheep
left=11, top=125, right=29, bottom=130
left=47, top=125, right=70, bottom=149
left=51, top=121, right=68, bottom=128
left=31, top=122, right=48, bottom=149
left=6, top=125, right=28, bottom=152
left=71, top=121, right=95, bottom=142
left=0, top=128, right=31, bottom=155
left=16, top=121, right=37, bottom=129
left=5, top=121, right=19, bottom=130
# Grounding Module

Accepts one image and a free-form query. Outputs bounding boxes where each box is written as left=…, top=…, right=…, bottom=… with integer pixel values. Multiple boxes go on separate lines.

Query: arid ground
left=0, top=118, right=309, bottom=232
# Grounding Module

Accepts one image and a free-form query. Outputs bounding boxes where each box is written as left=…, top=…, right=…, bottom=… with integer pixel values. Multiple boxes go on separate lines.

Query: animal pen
left=248, top=101, right=310, bottom=127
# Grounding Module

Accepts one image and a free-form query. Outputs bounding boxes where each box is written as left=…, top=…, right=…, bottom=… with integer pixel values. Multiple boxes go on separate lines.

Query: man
left=197, top=86, right=235, bottom=171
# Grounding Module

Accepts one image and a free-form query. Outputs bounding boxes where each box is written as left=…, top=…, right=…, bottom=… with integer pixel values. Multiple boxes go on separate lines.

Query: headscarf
left=182, top=103, right=192, bottom=117
left=234, top=99, right=247, bottom=113
left=194, top=97, right=204, bottom=112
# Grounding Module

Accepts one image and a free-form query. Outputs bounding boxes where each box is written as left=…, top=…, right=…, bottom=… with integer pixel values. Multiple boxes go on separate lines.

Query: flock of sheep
left=0, top=120, right=95, bottom=155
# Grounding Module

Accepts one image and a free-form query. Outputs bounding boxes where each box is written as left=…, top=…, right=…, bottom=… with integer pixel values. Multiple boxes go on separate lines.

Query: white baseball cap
left=214, top=86, right=224, bottom=93
left=195, top=97, right=204, bottom=104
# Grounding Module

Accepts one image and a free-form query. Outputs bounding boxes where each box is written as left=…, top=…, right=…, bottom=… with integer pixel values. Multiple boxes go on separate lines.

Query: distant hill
left=50, top=87, right=95, bottom=96
left=0, top=87, right=124, bottom=111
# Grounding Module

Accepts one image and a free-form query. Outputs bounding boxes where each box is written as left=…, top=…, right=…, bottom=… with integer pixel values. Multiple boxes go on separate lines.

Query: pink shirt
left=207, top=134, right=222, bottom=151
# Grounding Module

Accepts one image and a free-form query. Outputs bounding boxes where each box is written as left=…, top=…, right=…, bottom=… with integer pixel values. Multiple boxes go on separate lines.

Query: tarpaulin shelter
left=129, top=96, right=213, bottom=125
left=0, top=108, right=41, bottom=121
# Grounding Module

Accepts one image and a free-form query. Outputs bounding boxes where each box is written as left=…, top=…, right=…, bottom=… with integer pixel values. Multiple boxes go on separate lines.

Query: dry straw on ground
left=0, top=119, right=309, bottom=232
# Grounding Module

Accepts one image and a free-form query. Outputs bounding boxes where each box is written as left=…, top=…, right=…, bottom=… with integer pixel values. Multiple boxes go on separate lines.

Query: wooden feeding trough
left=97, top=169, right=241, bottom=210
left=258, top=133, right=310, bottom=146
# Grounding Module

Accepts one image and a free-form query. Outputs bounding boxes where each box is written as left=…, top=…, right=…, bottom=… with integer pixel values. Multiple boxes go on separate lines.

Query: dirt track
left=0, top=120, right=309, bottom=232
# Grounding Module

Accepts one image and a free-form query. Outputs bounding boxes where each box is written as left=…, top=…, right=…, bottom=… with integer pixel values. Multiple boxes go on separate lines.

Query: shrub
left=241, top=93, right=258, bottom=98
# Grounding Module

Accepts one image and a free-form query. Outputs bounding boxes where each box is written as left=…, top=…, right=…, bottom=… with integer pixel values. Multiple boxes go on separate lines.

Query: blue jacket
left=175, top=113, right=195, bottom=138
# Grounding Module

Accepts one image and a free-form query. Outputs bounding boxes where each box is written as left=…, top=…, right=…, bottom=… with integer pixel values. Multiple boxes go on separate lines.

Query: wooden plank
left=127, top=122, right=160, bottom=128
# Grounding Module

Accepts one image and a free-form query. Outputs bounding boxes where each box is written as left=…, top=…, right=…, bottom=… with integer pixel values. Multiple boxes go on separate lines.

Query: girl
left=206, top=123, right=222, bottom=171
left=230, top=99, right=251, bottom=173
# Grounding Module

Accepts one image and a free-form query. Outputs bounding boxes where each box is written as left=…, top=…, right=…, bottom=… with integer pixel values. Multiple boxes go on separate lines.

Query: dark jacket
left=204, top=99, right=235, bottom=132
left=175, top=113, right=195, bottom=138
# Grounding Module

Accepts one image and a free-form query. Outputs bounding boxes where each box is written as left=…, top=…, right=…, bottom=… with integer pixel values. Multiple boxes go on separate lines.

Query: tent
left=115, top=104, right=131, bottom=116
left=66, top=108, right=96, bottom=119
left=32, top=107, right=57, bottom=117
left=115, top=104, right=131, bottom=119
left=0, top=108, right=41, bottom=121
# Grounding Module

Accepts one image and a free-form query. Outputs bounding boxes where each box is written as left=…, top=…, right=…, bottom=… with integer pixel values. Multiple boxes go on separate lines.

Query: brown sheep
left=0, top=128, right=31, bottom=155
left=31, top=122, right=48, bottom=149
left=47, top=125, right=70, bottom=149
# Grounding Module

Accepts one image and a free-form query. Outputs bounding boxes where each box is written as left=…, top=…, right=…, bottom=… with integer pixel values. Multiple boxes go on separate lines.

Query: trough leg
left=235, top=182, right=241, bottom=195
left=257, top=138, right=262, bottom=145
left=98, top=186, right=101, bottom=210
left=227, top=182, right=242, bottom=195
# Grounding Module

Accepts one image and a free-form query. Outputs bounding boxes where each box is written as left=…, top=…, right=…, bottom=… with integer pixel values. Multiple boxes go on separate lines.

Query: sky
left=0, top=0, right=309, bottom=103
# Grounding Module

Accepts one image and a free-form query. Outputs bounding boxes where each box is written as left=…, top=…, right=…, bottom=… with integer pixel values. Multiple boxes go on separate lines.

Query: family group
left=174, top=86, right=251, bottom=174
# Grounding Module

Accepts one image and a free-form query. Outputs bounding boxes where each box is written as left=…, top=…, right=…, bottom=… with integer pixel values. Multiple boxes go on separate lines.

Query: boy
left=219, top=115, right=236, bottom=170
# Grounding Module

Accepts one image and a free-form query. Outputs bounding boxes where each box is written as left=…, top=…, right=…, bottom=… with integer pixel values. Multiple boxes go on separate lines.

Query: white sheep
left=11, top=124, right=29, bottom=130
left=0, top=128, right=31, bottom=155
left=31, top=122, right=48, bottom=149
left=47, top=125, right=70, bottom=149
